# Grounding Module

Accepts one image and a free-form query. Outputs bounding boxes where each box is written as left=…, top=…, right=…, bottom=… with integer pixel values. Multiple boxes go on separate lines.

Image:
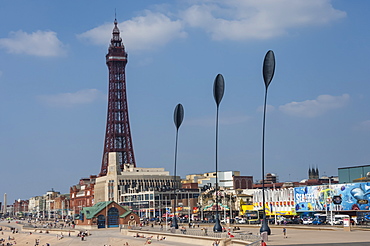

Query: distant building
left=183, top=171, right=253, bottom=189
left=70, top=175, right=96, bottom=216
left=253, top=181, right=297, bottom=189
left=338, top=164, right=370, bottom=183
left=253, top=188, right=296, bottom=216
left=76, top=201, right=139, bottom=229
left=93, top=153, right=202, bottom=218
left=28, top=196, right=43, bottom=217
left=6, top=205, right=13, bottom=217
left=254, top=168, right=337, bottom=189
left=265, top=173, right=278, bottom=183
left=94, top=152, right=179, bottom=203
left=233, top=175, right=254, bottom=189
left=308, top=167, right=320, bottom=179
left=353, top=173, right=370, bottom=183
left=13, top=199, right=28, bottom=217
left=54, top=194, right=70, bottom=219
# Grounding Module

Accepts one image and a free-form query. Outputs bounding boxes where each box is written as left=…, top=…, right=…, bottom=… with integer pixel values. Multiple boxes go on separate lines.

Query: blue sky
left=1, top=0, right=370, bottom=203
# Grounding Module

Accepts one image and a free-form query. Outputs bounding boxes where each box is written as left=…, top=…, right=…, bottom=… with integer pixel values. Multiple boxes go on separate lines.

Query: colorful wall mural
left=294, top=182, right=370, bottom=212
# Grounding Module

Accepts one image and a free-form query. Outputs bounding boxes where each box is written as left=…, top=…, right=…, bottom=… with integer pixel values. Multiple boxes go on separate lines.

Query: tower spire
left=100, top=18, right=136, bottom=176
left=111, top=17, right=122, bottom=48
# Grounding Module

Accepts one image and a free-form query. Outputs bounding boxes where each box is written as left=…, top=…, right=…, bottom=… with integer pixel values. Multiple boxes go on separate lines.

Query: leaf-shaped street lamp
left=263, top=50, right=275, bottom=89
left=171, top=103, right=184, bottom=229
left=174, top=104, right=184, bottom=129
left=213, top=74, right=225, bottom=233
left=213, top=74, right=225, bottom=107
left=260, top=50, right=275, bottom=236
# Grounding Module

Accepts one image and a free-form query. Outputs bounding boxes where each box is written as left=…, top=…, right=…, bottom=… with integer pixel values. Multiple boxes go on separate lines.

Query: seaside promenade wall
left=121, top=228, right=259, bottom=246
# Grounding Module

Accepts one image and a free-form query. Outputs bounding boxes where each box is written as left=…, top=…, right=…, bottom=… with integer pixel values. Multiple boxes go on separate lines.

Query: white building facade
left=253, top=188, right=296, bottom=216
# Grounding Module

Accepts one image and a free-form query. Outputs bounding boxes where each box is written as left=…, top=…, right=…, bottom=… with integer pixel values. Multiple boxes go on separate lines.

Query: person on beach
left=213, top=239, right=220, bottom=246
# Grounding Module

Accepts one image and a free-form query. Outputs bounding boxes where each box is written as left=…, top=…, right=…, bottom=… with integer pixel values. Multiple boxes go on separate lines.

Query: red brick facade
left=70, top=175, right=96, bottom=215
left=13, top=200, right=28, bottom=216
left=233, top=176, right=253, bottom=189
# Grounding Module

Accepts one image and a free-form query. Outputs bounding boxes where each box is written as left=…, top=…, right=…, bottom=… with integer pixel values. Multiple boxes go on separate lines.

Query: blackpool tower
left=100, top=18, right=136, bottom=176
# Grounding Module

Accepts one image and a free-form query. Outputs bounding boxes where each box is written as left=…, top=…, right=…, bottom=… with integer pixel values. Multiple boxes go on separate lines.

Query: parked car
left=236, top=218, right=247, bottom=224
left=302, top=218, right=313, bottom=225
left=312, top=218, right=326, bottom=225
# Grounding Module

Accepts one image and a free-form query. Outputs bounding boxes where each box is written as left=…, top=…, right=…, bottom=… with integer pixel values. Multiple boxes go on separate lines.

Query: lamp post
left=260, top=50, right=275, bottom=235
left=172, top=103, right=184, bottom=229
left=329, top=176, right=333, bottom=225
left=213, top=74, right=225, bottom=232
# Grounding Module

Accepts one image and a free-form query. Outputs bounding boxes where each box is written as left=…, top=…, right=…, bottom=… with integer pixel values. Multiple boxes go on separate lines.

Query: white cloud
left=0, top=30, right=66, bottom=57
left=78, top=11, right=187, bottom=51
left=181, top=0, right=346, bottom=40
left=77, top=1, right=345, bottom=49
left=279, top=94, right=350, bottom=118
left=38, top=89, right=105, bottom=107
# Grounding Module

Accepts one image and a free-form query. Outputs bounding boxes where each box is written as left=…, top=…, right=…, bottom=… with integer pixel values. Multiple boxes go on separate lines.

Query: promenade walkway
left=1, top=221, right=370, bottom=245
left=241, top=225, right=370, bottom=245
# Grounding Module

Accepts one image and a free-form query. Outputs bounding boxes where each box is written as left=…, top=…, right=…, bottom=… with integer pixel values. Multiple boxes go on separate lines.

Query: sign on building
left=294, top=182, right=370, bottom=212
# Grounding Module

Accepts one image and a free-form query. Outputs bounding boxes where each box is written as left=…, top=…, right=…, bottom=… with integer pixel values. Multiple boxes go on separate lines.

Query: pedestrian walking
left=283, top=227, right=287, bottom=238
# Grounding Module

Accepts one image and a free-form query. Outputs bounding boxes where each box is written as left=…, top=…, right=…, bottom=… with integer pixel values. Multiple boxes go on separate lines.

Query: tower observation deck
left=100, top=19, right=136, bottom=176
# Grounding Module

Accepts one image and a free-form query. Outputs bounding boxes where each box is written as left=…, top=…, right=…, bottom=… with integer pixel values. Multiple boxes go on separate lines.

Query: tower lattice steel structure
left=100, top=19, right=136, bottom=176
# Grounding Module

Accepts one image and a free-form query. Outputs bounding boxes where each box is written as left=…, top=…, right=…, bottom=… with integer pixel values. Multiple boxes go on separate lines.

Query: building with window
left=54, top=194, right=70, bottom=219
left=70, top=175, right=96, bottom=216
left=94, top=152, right=180, bottom=203
left=183, top=171, right=253, bottom=189
left=120, top=189, right=199, bottom=219
left=339, top=164, right=370, bottom=183
left=253, top=188, right=296, bottom=217
left=28, top=196, right=43, bottom=218
left=13, top=199, right=29, bottom=217
left=76, top=200, right=139, bottom=229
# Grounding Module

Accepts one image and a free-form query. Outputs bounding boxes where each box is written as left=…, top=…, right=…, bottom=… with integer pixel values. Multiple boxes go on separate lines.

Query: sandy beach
left=0, top=222, right=195, bottom=246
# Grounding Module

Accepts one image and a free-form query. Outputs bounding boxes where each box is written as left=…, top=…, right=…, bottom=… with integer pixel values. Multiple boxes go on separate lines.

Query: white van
left=237, top=218, right=247, bottom=224
left=333, top=215, right=349, bottom=225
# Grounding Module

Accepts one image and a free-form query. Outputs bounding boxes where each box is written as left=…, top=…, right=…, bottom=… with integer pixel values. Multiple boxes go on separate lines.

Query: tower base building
left=95, top=152, right=180, bottom=204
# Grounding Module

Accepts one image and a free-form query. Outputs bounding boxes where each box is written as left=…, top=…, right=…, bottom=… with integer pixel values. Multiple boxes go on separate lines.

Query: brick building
left=75, top=201, right=139, bottom=229
left=54, top=194, right=70, bottom=219
left=13, top=199, right=29, bottom=217
left=70, top=175, right=96, bottom=216
left=233, top=176, right=253, bottom=189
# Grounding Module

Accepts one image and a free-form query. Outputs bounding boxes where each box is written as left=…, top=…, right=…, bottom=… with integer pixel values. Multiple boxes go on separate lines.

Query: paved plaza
left=245, top=225, right=370, bottom=246
left=1, top=221, right=369, bottom=245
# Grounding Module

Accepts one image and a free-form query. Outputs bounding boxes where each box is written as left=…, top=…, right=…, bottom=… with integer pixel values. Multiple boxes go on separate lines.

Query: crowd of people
left=0, top=227, right=17, bottom=246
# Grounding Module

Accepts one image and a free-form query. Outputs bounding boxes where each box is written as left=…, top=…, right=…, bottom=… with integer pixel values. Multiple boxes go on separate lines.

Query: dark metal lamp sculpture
left=260, top=50, right=275, bottom=235
left=171, top=103, right=184, bottom=229
left=213, top=74, right=225, bottom=232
